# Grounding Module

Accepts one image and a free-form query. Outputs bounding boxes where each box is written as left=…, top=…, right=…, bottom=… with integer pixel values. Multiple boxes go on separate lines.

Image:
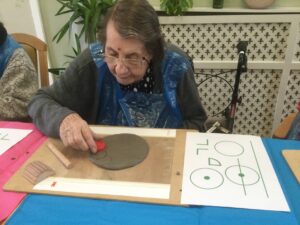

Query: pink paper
left=0, top=121, right=46, bottom=222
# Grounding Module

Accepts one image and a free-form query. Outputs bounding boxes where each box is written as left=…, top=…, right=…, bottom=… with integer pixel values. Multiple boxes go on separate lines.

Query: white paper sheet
left=181, top=132, right=290, bottom=212
left=0, top=128, right=32, bottom=155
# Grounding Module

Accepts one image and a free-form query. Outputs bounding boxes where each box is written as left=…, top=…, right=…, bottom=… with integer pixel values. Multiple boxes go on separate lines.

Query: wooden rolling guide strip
left=47, top=142, right=73, bottom=169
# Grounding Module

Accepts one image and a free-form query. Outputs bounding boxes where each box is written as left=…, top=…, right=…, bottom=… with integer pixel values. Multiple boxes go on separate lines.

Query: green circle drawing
left=214, top=141, right=244, bottom=157
left=190, top=168, right=224, bottom=190
left=225, top=165, right=260, bottom=186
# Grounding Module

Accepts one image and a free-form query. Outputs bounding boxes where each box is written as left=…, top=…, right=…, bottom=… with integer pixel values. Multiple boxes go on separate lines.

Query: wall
left=38, top=0, right=73, bottom=69
left=0, top=0, right=35, bottom=34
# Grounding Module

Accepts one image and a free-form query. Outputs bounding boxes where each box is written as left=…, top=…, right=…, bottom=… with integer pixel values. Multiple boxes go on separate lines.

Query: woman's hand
left=59, top=113, right=102, bottom=153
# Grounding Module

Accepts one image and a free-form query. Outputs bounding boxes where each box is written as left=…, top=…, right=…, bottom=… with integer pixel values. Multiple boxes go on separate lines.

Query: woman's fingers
left=59, top=113, right=93, bottom=151
left=81, top=126, right=97, bottom=153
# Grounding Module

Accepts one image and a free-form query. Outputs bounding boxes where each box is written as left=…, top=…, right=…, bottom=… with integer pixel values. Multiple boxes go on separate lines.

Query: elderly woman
left=0, top=22, right=38, bottom=121
left=28, top=0, right=207, bottom=152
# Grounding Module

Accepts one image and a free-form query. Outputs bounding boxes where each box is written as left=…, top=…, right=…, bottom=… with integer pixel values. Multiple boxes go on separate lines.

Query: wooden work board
left=4, top=126, right=188, bottom=205
left=282, top=149, right=300, bottom=184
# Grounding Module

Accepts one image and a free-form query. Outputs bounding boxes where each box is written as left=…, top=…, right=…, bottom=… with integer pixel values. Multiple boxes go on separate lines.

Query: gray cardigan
left=28, top=44, right=207, bottom=137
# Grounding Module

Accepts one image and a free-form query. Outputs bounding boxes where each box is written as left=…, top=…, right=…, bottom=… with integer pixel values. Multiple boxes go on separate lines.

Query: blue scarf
left=0, top=35, right=20, bottom=77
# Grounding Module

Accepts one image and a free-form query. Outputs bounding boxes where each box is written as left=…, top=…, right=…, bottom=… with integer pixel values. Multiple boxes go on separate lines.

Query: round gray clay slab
left=89, top=133, right=149, bottom=170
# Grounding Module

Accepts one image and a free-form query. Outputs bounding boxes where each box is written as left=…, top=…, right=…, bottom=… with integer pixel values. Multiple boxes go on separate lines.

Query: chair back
left=11, top=33, right=49, bottom=87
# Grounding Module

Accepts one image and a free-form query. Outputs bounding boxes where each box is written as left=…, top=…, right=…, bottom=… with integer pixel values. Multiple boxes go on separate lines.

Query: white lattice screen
left=162, top=23, right=289, bottom=62
left=283, top=70, right=300, bottom=118
left=160, top=14, right=300, bottom=137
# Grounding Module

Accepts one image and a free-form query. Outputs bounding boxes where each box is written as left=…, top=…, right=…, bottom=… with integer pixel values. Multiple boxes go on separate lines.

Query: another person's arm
left=0, top=48, right=38, bottom=121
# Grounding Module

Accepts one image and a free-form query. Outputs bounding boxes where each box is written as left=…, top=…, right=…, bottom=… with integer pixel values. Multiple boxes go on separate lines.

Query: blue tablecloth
left=6, top=138, right=300, bottom=225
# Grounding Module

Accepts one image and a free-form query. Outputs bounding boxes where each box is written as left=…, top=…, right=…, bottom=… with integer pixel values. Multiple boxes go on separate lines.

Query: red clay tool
left=96, top=140, right=106, bottom=152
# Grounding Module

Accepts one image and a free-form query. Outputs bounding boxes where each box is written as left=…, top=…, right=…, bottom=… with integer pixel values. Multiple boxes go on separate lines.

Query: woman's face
left=104, top=21, right=151, bottom=85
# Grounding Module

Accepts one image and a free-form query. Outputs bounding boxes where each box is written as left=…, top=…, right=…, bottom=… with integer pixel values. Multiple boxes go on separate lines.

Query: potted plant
left=52, top=0, right=193, bottom=59
left=53, top=0, right=116, bottom=57
left=160, top=0, right=193, bottom=16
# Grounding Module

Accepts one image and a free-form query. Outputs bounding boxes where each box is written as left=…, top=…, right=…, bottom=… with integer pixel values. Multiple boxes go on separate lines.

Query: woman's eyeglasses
left=102, top=54, right=149, bottom=70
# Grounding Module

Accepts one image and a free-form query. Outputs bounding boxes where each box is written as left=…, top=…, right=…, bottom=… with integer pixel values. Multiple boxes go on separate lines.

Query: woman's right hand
left=59, top=113, right=102, bottom=153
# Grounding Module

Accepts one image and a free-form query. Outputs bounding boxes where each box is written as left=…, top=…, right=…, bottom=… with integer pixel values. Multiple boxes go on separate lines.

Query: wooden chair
left=273, top=112, right=297, bottom=139
left=11, top=33, right=49, bottom=87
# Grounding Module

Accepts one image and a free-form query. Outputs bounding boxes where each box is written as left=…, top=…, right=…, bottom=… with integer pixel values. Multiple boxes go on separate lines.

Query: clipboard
left=282, top=149, right=300, bottom=184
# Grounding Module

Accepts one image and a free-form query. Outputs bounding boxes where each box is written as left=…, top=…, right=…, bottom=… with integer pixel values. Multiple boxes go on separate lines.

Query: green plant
left=160, top=0, right=193, bottom=16
left=53, top=0, right=115, bottom=57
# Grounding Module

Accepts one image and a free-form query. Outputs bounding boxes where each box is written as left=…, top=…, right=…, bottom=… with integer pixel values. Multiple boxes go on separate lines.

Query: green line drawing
left=197, top=139, right=209, bottom=146
left=250, top=141, right=269, bottom=198
left=196, top=139, right=209, bottom=154
left=237, top=158, right=247, bottom=195
left=196, top=148, right=208, bottom=154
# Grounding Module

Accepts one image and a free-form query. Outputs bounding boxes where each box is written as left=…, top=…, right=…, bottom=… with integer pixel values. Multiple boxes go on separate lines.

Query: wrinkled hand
left=59, top=113, right=102, bottom=153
